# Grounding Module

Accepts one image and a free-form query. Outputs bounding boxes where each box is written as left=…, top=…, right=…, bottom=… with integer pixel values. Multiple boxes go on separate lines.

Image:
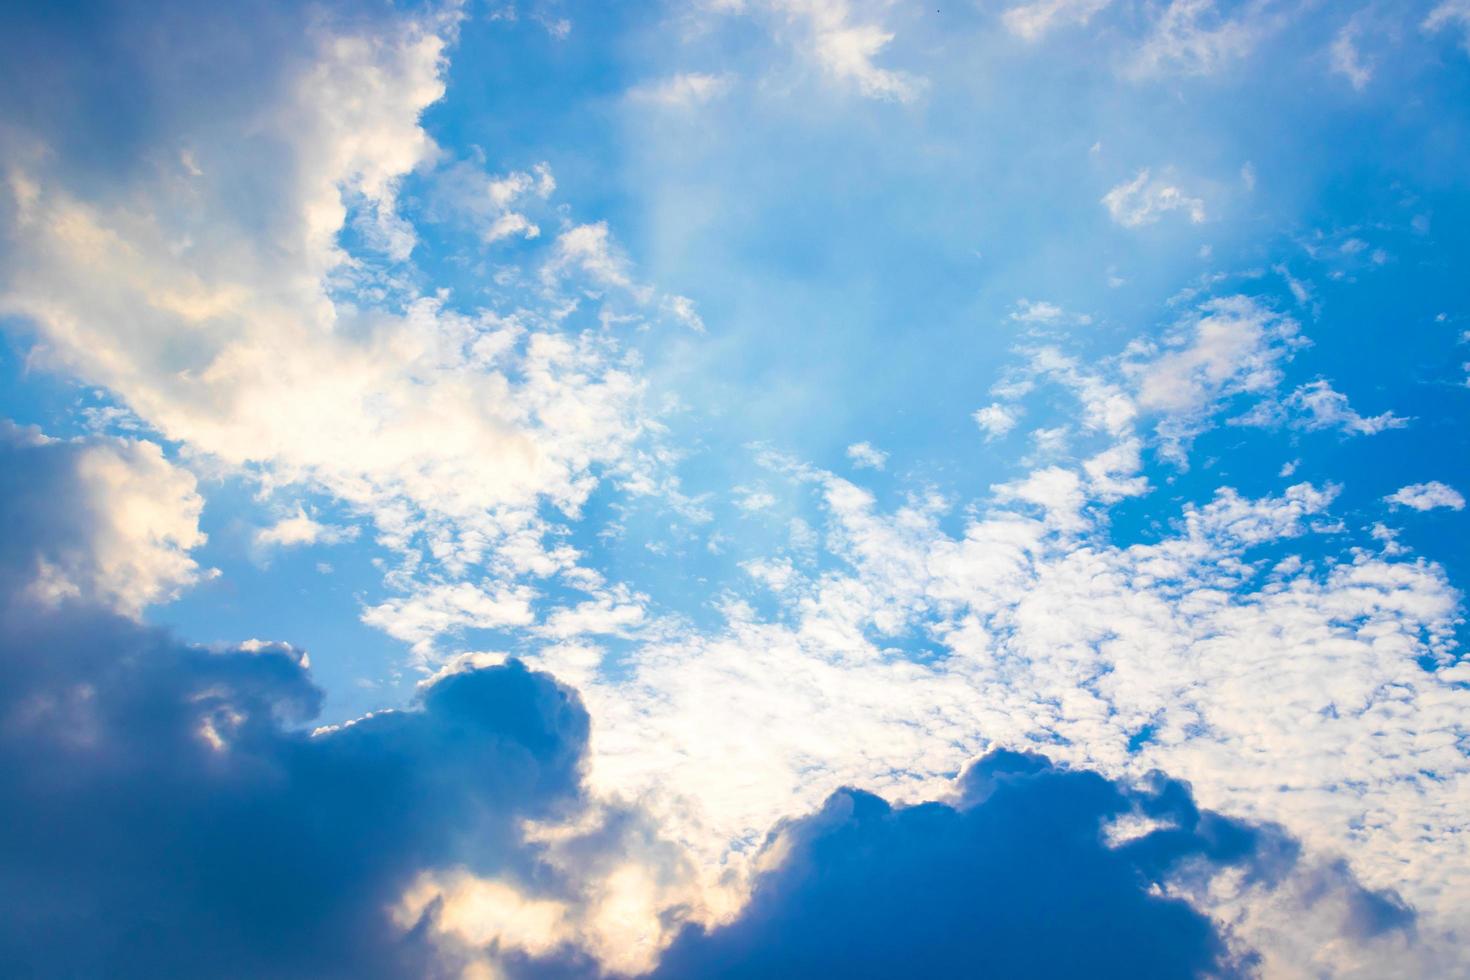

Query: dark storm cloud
left=649, top=749, right=1369, bottom=980
left=0, top=420, right=604, bottom=977
left=0, top=594, right=589, bottom=978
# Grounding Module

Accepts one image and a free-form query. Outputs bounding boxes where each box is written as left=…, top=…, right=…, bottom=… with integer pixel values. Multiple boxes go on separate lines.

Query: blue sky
left=2, top=0, right=1470, bottom=975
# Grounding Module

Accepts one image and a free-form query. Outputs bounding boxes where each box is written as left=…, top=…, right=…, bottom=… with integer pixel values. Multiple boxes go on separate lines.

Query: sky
left=1, top=0, right=1469, bottom=976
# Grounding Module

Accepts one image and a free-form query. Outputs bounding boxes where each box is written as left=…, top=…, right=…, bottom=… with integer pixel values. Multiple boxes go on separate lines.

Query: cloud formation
left=0, top=423, right=206, bottom=617
left=1102, top=168, right=1207, bottom=227
left=15, top=416, right=1398, bottom=979
left=653, top=750, right=1403, bottom=979
left=2, top=0, right=1469, bottom=974
left=0, top=560, right=593, bottom=977
left=1386, top=481, right=1466, bottom=512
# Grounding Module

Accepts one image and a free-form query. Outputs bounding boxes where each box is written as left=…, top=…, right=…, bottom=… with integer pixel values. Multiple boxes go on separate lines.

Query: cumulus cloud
left=4, top=1, right=1469, bottom=975
left=362, top=582, right=538, bottom=657
left=844, top=441, right=887, bottom=469
left=653, top=751, right=1403, bottom=978
left=1386, top=481, right=1466, bottom=512
left=1015, top=294, right=1307, bottom=463
left=19, top=412, right=1405, bottom=979
left=1, top=12, right=638, bottom=535
left=427, top=157, right=556, bottom=242
left=1102, top=168, right=1207, bottom=227
left=0, top=611, right=604, bottom=977
left=0, top=0, right=698, bottom=665
left=1230, top=379, right=1409, bottom=436
left=0, top=442, right=602, bottom=976
left=1283, top=380, right=1408, bottom=434
left=799, top=1, right=924, bottom=101
left=0, top=433, right=720, bottom=978
left=538, top=290, right=1470, bottom=971
left=0, top=423, right=206, bottom=617
left=973, top=402, right=1022, bottom=439
left=0, top=617, right=593, bottom=975
left=254, top=506, right=360, bottom=550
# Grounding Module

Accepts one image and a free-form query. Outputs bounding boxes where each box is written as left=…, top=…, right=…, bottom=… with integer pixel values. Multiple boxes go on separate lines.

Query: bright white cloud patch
left=1283, top=380, right=1408, bottom=434
left=362, top=581, right=538, bottom=657
left=1386, top=481, right=1466, bottom=512
left=255, top=507, right=359, bottom=550
left=845, top=441, right=887, bottom=469
left=1102, top=169, right=1207, bottom=227
left=0, top=427, right=208, bottom=617
left=974, top=402, right=1022, bottom=439
left=709, top=0, right=924, bottom=101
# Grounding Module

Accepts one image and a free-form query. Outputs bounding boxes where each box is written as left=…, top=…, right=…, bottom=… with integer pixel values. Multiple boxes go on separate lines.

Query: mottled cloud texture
left=2, top=0, right=1468, bottom=975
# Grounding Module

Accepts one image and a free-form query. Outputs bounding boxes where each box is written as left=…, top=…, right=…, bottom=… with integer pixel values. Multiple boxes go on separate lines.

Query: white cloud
left=396, top=872, right=569, bottom=960
left=1, top=427, right=208, bottom=617
left=845, top=441, right=887, bottom=470
left=546, top=455, right=1469, bottom=976
left=1002, top=0, right=1113, bottom=40
left=973, top=402, right=1021, bottom=440
left=1330, top=24, right=1373, bottom=90
left=533, top=11, right=573, bottom=40
left=743, top=556, right=801, bottom=593
left=1283, top=380, right=1409, bottom=435
left=9, top=4, right=1470, bottom=974
left=535, top=586, right=647, bottom=640
left=734, top=486, right=778, bottom=511
left=0, top=7, right=701, bottom=669
left=1425, top=0, right=1470, bottom=51
left=361, top=582, right=537, bottom=657
left=544, top=221, right=642, bottom=294
left=430, top=158, right=554, bottom=242
left=1275, top=263, right=1311, bottom=305
left=1124, top=296, right=1302, bottom=459
left=992, top=465, right=1089, bottom=531
left=255, top=506, right=359, bottom=550
left=1386, top=482, right=1466, bottom=512
left=804, top=6, right=923, bottom=101
left=1011, top=299, right=1065, bottom=323
left=628, top=72, right=734, bottom=107
left=710, top=0, right=924, bottom=101
left=1004, top=296, right=1371, bottom=469
left=1102, top=168, right=1206, bottom=227
left=662, top=293, right=707, bottom=332
left=1132, top=0, right=1263, bottom=77
left=1011, top=298, right=1092, bottom=326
